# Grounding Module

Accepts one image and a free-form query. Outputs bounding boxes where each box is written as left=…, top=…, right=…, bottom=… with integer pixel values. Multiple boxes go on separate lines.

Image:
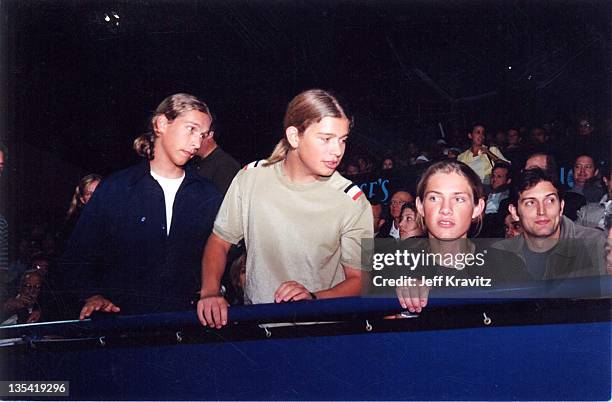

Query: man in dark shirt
left=195, top=126, right=240, bottom=195
left=61, top=94, right=222, bottom=318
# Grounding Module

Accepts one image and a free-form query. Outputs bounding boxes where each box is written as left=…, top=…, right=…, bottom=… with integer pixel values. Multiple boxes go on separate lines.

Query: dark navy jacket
left=61, top=161, right=222, bottom=315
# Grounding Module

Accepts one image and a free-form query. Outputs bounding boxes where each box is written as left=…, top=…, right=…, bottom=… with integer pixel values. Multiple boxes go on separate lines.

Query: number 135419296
left=0, top=381, right=69, bottom=396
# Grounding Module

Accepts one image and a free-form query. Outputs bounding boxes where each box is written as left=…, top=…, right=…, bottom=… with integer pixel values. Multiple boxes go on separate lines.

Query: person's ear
left=379, top=218, right=386, bottom=227
left=559, top=198, right=565, bottom=217
left=286, top=126, right=300, bottom=148
left=507, top=178, right=512, bottom=185
left=471, top=198, right=485, bottom=219
left=153, top=115, right=169, bottom=137
left=415, top=197, right=424, bottom=217
left=509, top=204, right=520, bottom=221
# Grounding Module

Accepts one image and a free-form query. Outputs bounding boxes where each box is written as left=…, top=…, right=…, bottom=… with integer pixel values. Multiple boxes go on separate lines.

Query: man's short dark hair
left=525, top=152, right=559, bottom=184
left=516, top=167, right=560, bottom=196
left=493, top=161, right=511, bottom=174
left=573, top=153, right=596, bottom=166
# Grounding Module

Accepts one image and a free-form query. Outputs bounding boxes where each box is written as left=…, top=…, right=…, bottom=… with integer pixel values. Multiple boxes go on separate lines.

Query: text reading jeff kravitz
left=371, top=249, right=492, bottom=288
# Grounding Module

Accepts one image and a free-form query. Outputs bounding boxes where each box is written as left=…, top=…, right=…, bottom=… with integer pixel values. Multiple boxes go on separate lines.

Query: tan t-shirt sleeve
left=213, top=171, right=244, bottom=245
left=340, top=197, right=374, bottom=271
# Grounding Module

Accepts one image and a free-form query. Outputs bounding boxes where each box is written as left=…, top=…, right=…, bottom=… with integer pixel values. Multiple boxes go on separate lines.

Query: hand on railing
left=79, top=295, right=121, bottom=320
left=396, top=282, right=430, bottom=313
left=197, top=294, right=230, bottom=328
left=274, top=281, right=316, bottom=303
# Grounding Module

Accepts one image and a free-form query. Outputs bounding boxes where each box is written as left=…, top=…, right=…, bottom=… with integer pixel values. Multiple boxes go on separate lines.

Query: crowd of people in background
left=0, top=92, right=610, bottom=325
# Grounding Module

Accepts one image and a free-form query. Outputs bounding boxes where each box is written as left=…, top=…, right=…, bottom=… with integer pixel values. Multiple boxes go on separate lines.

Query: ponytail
left=264, top=138, right=293, bottom=166
left=133, top=132, right=156, bottom=160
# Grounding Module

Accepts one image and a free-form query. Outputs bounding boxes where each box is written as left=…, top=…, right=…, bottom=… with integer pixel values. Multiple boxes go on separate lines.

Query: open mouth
left=437, top=219, right=455, bottom=228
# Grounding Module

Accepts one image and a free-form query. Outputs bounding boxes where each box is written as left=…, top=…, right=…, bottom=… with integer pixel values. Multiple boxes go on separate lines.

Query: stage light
left=104, top=14, right=110, bottom=22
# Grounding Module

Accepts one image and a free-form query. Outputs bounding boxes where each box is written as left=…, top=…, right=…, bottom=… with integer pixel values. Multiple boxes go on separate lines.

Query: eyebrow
left=521, top=192, right=558, bottom=201
left=425, top=190, right=469, bottom=196
left=184, top=120, right=203, bottom=127
left=316, top=132, right=349, bottom=137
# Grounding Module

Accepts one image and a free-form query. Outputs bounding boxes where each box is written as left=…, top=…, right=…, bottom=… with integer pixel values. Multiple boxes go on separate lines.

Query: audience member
left=370, top=201, right=387, bottom=237
left=381, top=158, right=394, bottom=170
left=524, top=152, right=586, bottom=220
left=569, top=154, right=605, bottom=202
left=1, top=271, right=43, bottom=325
left=378, top=189, right=414, bottom=239
left=526, top=126, right=553, bottom=155
left=59, top=174, right=102, bottom=248
left=446, top=147, right=461, bottom=160
left=503, top=127, right=525, bottom=166
left=61, top=93, right=222, bottom=319
left=480, top=162, right=513, bottom=237
left=494, top=168, right=606, bottom=278
left=357, top=155, right=373, bottom=174
left=396, top=160, right=528, bottom=313
left=504, top=213, right=523, bottom=238
left=397, top=202, right=424, bottom=240
left=194, top=124, right=241, bottom=195
left=485, top=162, right=512, bottom=214
left=344, top=160, right=360, bottom=176
left=492, top=129, right=507, bottom=149
left=576, top=170, right=611, bottom=230
left=197, top=89, right=373, bottom=328
left=457, top=123, right=509, bottom=187
left=567, top=116, right=609, bottom=168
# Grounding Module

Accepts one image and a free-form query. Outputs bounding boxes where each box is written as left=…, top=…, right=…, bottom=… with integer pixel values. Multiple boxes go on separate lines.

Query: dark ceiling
left=3, top=0, right=611, bottom=173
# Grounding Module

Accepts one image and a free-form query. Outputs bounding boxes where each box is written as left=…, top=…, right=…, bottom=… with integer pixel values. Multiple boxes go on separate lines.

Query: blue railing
left=0, top=275, right=609, bottom=340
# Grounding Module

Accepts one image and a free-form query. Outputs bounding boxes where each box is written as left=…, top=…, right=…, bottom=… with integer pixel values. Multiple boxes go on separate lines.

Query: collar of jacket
left=505, top=215, right=578, bottom=259
left=127, top=159, right=199, bottom=188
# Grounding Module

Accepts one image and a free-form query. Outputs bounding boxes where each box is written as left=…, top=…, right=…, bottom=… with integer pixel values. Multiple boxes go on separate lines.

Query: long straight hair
left=265, top=89, right=351, bottom=166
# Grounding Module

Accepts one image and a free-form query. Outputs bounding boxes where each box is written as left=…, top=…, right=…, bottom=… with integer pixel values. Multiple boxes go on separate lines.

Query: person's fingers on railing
left=281, top=283, right=309, bottom=302
left=287, top=287, right=311, bottom=301
left=210, top=299, right=226, bottom=329
left=419, top=284, right=430, bottom=308
left=196, top=299, right=207, bottom=326
left=274, top=281, right=303, bottom=302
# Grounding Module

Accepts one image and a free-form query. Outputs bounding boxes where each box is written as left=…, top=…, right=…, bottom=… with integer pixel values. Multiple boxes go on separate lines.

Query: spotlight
left=104, top=14, right=110, bottom=22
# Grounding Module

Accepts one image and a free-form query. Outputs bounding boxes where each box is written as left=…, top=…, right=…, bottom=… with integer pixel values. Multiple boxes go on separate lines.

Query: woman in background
left=58, top=174, right=102, bottom=249
left=397, top=202, right=424, bottom=240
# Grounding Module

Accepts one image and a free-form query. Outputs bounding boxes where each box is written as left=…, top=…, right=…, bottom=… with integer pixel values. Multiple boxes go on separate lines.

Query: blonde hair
left=133, top=93, right=212, bottom=160
left=65, top=174, right=102, bottom=221
left=265, top=89, right=351, bottom=166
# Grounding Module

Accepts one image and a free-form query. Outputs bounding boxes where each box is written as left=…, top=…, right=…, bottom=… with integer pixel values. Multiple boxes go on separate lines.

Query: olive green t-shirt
left=213, top=160, right=373, bottom=304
